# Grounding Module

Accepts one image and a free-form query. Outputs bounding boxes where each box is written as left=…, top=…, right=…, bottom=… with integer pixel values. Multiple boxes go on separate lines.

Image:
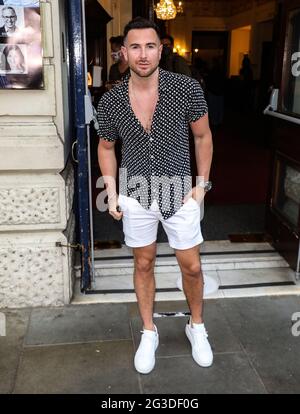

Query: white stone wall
left=0, top=0, right=75, bottom=308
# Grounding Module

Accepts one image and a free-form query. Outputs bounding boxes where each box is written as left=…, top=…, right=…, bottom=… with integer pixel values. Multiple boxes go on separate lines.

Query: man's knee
left=134, top=256, right=156, bottom=274
left=133, top=243, right=156, bottom=274
left=182, top=263, right=202, bottom=278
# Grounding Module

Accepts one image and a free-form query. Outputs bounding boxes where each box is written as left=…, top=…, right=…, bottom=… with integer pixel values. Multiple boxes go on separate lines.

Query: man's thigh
left=118, top=195, right=159, bottom=248
left=175, top=245, right=201, bottom=274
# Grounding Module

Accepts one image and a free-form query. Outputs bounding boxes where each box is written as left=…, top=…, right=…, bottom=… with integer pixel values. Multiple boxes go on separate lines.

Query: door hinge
left=56, top=242, right=83, bottom=251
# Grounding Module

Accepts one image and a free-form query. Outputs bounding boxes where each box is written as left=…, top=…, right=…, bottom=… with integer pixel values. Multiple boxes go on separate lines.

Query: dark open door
left=67, top=0, right=112, bottom=292
left=67, top=0, right=92, bottom=291
left=265, top=0, right=300, bottom=277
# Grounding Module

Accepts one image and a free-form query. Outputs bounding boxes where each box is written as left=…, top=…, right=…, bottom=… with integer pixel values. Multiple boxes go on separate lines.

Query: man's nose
left=139, top=47, right=147, bottom=59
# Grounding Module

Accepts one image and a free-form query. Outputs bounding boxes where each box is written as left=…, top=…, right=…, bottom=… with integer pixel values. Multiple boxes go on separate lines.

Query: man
left=0, top=6, right=18, bottom=37
left=160, top=34, right=191, bottom=77
left=97, top=17, right=213, bottom=374
left=108, top=36, right=130, bottom=83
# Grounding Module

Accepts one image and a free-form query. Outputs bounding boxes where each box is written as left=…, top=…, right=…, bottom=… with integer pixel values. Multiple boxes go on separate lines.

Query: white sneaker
left=185, top=319, right=213, bottom=367
left=134, top=325, right=159, bottom=374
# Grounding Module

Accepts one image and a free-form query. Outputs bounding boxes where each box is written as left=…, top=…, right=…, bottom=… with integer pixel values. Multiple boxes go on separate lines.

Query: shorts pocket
left=184, top=197, right=200, bottom=209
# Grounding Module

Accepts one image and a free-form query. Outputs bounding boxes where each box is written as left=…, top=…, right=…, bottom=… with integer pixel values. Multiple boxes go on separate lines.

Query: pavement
left=1, top=295, right=300, bottom=394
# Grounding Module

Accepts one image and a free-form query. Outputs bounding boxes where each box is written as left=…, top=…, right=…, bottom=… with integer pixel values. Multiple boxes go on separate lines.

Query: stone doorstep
left=74, top=253, right=289, bottom=278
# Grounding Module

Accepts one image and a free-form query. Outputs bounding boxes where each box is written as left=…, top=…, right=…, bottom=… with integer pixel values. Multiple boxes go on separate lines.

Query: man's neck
left=130, top=68, right=159, bottom=93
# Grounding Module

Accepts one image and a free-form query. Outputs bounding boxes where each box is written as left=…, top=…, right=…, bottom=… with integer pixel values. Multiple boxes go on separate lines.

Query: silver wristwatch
left=198, top=181, right=213, bottom=192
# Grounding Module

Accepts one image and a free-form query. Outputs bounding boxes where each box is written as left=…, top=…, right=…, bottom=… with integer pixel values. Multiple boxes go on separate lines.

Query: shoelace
left=193, top=327, right=209, bottom=348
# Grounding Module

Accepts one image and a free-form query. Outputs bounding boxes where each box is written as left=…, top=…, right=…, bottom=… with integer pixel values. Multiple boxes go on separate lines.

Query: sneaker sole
left=185, top=326, right=213, bottom=368
left=135, top=363, right=155, bottom=375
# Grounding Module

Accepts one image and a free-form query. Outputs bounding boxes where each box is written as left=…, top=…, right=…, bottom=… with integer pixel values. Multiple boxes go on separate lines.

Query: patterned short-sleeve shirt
left=97, top=68, right=208, bottom=220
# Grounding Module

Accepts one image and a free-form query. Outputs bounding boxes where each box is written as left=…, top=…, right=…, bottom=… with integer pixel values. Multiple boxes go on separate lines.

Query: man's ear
left=121, top=45, right=128, bottom=61
left=159, top=43, right=163, bottom=59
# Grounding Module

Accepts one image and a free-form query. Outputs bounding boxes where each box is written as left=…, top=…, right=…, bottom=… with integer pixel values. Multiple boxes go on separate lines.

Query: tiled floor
left=1, top=296, right=300, bottom=394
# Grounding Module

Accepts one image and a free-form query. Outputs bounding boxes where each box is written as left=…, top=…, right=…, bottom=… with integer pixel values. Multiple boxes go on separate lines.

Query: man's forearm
left=194, top=132, right=213, bottom=182
left=98, top=145, right=118, bottom=197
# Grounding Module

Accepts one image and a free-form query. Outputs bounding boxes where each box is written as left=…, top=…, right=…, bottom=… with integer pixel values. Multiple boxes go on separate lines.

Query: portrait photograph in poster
left=0, top=0, right=43, bottom=89
left=0, top=43, right=28, bottom=74
left=0, top=5, right=25, bottom=36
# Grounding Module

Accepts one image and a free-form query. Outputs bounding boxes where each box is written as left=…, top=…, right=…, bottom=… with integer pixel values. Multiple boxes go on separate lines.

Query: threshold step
left=75, top=252, right=289, bottom=278
left=72, top=267, right=300, bottom=304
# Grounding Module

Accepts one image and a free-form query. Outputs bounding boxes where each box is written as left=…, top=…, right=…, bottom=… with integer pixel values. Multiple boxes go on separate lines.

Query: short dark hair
left=2, top=6, right=17, bottom=17
left=161, top=34, right=174, bottom=45
left=123, top=17, right=161, bottom=41
left=109, top=36, right=124, bottom=47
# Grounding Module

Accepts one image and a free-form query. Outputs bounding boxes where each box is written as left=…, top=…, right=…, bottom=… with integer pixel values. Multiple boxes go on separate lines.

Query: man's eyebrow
left=129, top=42, right=158, bottom=47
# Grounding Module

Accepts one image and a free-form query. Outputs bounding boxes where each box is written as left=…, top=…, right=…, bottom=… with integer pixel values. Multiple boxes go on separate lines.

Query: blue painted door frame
left=67, top=0, right=91, bottom=292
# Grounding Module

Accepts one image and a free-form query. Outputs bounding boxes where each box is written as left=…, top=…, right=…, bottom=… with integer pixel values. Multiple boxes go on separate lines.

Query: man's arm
left=190, top=113, right=213, bottom=183
left=98, top=139, right=120, bottom=215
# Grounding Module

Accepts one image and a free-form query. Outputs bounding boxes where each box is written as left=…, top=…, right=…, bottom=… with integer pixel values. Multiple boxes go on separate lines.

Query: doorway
left=191, top=29, right=272, bottom=241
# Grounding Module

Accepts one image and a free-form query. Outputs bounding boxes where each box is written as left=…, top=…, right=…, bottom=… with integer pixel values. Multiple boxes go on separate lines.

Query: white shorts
left=118, top=195, right=204, bottom=250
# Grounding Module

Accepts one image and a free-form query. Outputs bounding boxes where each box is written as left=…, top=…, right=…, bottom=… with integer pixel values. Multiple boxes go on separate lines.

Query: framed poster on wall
left=0, top=1, right=43, bottom=89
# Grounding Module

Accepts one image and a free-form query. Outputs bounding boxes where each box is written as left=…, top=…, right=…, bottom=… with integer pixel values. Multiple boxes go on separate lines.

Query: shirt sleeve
left=96, top=96, right=119, bottom=142
left=187, top=79, right=208, bottom=123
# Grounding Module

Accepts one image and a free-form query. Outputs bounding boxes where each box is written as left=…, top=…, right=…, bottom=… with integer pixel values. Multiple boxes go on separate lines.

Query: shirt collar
left=117, top=68, right=168, bottom=101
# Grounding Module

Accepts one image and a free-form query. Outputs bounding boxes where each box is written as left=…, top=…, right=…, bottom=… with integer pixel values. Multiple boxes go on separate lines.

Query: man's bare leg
left=175, top=245, right=204, bottom=324
left=133, top=242, right=157, bottom=331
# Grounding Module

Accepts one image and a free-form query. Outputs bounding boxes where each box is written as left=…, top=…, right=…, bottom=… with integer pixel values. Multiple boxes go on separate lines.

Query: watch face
left=205, top=181, right=212, bottom=192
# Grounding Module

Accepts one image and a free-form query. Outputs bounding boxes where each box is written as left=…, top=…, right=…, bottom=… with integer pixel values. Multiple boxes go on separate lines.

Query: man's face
left=111, top=43, right=122, bottom=63
left=2, top=9, right=17, bottom=30
left=122, top=28, right=162, bottom=78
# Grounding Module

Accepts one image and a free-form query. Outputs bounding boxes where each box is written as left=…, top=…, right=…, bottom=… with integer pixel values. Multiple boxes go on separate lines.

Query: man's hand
left=108, top=194, right=123, bottom=221
left=183, top=186, right=205, bottom=205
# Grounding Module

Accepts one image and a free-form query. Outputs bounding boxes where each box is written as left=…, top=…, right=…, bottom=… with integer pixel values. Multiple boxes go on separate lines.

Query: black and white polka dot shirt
left=97, top=68, right=208, bottom=220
